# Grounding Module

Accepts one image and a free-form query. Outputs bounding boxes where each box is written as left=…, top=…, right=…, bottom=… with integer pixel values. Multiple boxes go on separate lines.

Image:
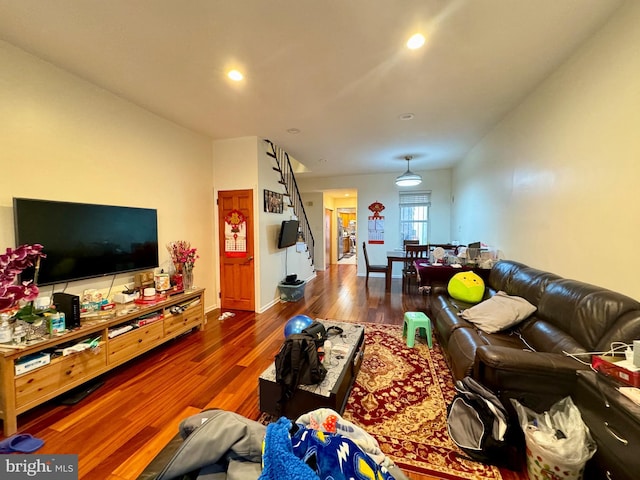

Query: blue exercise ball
left=284, top=314, right=313, bottom=337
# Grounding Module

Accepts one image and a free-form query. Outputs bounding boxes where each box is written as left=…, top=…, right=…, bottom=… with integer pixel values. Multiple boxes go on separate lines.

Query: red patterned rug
left=343, top=323, right=516, bottom=480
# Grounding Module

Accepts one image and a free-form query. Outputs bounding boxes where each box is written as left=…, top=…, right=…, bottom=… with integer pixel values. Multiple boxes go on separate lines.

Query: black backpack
left=274, top=333, right=327, bottom=411
left=446, top=377, right=522, bottom=470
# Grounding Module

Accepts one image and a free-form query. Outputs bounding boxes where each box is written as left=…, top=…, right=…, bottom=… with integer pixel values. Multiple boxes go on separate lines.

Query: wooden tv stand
left=0, top=288, right=205, bottom=436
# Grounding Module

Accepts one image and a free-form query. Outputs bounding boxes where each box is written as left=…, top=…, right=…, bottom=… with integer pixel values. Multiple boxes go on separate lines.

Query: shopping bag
left=511, top=397, right=596, bottom=480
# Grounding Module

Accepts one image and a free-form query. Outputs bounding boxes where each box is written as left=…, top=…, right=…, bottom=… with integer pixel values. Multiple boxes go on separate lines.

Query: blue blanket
left=259, top=417, right=395, bottom=480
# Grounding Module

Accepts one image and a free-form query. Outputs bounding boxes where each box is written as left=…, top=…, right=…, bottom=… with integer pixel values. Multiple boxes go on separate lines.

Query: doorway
left=217, top=189, right=255, bottom=311
left=337, top=208, right=356, bottom=265
left=324, top=208, right=332, bottom=270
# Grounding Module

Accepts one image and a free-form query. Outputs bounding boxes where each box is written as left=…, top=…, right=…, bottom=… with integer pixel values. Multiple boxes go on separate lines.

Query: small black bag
left=302, top=321, right=327, bottom=348
left=274, top=333, right=327, bottom=413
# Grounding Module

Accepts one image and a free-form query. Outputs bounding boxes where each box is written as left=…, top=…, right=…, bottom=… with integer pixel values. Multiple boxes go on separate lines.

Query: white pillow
left=460, top=291, right=536, bottom=333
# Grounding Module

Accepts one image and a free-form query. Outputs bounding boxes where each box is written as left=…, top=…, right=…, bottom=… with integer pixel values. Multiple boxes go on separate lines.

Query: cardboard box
left=592, top=355, right=640, bottom=387
left=15, top=352, right=51, bottom=375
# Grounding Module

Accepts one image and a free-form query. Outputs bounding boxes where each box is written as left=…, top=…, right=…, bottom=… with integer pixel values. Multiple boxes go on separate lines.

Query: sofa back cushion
left=537, top=279, right=640, bottom=351
left=489, top=261, right=561, bottom=306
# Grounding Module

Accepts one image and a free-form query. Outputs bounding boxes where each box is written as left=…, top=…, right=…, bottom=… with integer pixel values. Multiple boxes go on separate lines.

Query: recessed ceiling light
left=406, top=33, right=425, bottom=50
left=287, top=128, right=301, bottom=134
left=227, top=70, right=244, bottom=81
left=399, top=113, right=415, bottom=121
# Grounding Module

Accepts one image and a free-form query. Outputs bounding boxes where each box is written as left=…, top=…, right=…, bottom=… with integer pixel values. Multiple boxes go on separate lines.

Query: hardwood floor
left=7, top=265, right=438, bottom=479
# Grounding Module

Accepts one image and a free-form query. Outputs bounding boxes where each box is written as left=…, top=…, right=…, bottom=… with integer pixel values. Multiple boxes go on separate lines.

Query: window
left=399, top=191, right=431, bottom=245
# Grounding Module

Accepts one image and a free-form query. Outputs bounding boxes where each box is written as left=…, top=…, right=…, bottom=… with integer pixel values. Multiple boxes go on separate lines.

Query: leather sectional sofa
left=429, top=260, right=640, bottom=412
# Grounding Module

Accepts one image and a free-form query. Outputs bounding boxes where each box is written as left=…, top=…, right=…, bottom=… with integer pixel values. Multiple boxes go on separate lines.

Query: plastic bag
left=511, top=397, right=596, bottom=479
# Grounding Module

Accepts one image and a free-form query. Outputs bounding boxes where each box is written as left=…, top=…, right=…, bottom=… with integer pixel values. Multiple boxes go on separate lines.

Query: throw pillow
left=460, top=291, right=536, bottom=333
left=448, top=271, right=485, bottom=304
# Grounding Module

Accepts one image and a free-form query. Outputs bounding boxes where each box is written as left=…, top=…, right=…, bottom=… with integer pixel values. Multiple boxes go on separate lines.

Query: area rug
left=343, top=323, right=507, bottom=480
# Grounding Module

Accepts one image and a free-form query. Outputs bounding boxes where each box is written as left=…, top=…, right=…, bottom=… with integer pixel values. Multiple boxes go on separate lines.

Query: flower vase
left=183, top=265, right=194, bottom=290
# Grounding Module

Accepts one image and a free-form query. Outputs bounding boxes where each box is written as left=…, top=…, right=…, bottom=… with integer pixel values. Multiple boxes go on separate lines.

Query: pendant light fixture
left=395, top=155, right=422, bottom=187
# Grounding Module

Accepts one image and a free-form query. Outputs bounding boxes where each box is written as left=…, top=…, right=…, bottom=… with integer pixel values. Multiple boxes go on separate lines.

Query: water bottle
left=0, top=314, right=12, bottom=344
left=324, top=340, right=332, bottom=364
left=13, top=324, right=26, bottom=345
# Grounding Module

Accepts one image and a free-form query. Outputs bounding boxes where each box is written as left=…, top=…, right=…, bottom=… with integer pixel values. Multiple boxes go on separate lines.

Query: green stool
left=403, top=311, right=432, bottom=348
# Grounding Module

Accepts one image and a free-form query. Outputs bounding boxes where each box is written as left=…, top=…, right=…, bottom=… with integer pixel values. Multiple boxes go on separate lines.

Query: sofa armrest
left=474, top=345, right=586, bottom=397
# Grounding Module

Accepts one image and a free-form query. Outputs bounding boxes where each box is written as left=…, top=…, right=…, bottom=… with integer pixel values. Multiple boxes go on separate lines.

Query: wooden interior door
left=218, top=189, right=255, bottom=311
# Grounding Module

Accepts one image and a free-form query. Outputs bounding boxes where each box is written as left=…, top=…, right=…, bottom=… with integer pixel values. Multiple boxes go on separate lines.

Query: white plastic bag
left=511, top=397, right=596, bottom=480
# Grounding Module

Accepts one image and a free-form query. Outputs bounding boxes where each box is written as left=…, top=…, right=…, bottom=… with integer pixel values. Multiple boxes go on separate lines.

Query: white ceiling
left=0, top=0, right=623, bottom=178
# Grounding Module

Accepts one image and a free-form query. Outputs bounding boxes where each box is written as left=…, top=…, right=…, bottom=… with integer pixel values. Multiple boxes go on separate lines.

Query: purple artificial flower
left=0, top=244, right=46, bottom=312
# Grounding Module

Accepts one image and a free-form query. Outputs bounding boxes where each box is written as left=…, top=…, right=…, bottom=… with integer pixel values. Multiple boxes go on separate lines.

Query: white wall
left=452, top=1, right=640, bottom=298
left=212, top=137, right=314, bottom=312
left=0, top=40, right=216, bottom=310
left=258, top=140, right=314, bottom=311
left=297, top=168, right=452, bottom=279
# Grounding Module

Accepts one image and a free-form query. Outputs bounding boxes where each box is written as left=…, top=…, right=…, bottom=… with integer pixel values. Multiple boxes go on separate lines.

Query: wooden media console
left=0, top=288, right=205, bottom=435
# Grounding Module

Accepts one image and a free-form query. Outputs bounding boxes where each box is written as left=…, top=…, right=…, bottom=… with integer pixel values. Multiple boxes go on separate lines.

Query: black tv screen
left=13, top=198, right=159, bottom=285
left=277, top=220, right=299, bottom=249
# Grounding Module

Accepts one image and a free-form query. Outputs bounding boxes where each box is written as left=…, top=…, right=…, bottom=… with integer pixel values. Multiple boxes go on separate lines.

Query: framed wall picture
left=264, top=189, right=283, bottom=213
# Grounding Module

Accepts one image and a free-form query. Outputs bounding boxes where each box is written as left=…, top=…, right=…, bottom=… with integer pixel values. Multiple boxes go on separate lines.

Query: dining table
left=414, top=260, right=491, bottom=290
left=385, top=248, right=490, bottom=291
left=385, top=250, right=408, bottom=291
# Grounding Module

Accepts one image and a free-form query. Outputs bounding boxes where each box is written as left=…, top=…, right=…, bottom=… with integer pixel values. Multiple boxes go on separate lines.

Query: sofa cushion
left=488, top=261, right=562, bottom=306
left=518, top=318, right=587, bottom=355
left=460, top=291, right=536, bottom=333
left=538, top=279, right=640, bottom=351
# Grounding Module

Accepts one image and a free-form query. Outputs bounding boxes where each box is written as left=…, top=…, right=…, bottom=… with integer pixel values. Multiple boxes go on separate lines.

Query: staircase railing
left=264, top=139, right=315, bottom=267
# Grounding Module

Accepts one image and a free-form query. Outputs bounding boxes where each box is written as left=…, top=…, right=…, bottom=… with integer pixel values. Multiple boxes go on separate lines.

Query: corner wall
left=452, top=1, right=640, bottom=297
left=0, top=40, right=216, bottom=309
left=212, top=137, right=314, bottom=312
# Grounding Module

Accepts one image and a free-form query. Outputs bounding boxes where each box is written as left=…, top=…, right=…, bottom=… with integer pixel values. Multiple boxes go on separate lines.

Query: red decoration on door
left=224, top=209, right=247, bottom=257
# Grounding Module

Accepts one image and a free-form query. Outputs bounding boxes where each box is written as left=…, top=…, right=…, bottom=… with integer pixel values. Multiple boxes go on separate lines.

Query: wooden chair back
left=404, top=244, right=429, bottom=270
left=403, top=239, right=419, bottom=249
left=362, top=242, right=387, bottom=286
left=362, top=241, right=372, bottom=269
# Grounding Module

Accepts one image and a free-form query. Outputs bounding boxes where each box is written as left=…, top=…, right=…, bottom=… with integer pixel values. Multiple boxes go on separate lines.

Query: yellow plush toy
left=447, top=271, right=485, bottom=304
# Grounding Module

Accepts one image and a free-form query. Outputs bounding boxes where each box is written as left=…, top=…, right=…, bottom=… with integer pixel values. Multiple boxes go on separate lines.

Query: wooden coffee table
left=258, top=321, right=365, bottom=419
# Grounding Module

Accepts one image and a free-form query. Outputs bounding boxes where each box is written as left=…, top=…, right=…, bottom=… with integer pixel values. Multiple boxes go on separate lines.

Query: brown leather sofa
left=429, top=260, right=640, bottom=412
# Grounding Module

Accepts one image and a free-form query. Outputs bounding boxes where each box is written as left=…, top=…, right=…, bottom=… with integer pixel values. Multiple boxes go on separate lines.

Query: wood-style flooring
left=7, top=265, right=439, bottom=479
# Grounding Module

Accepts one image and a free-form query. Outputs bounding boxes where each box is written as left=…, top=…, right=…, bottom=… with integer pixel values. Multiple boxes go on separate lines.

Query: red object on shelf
left=134, top=294, right=167, bottom=305
left=592, top=355, right=640, bottom=387
left=171, top=273, right=184, bottom=290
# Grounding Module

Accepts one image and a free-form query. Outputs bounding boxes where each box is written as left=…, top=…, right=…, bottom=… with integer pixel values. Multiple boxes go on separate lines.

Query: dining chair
left=402, top=244, right=429, bottom=293
left=362, top=242, right=388, bottom=287
left=403, top=239, right=419, bottom=249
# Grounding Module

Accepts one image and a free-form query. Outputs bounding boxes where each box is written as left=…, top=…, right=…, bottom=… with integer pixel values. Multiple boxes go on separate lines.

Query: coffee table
left=258, top=321, right=365, bottom=420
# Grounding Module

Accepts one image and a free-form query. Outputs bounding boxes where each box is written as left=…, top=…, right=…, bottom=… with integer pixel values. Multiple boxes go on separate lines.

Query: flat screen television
left=13, top=198, right=159, bottom=285
left=277, top=220, right=300, bottom=249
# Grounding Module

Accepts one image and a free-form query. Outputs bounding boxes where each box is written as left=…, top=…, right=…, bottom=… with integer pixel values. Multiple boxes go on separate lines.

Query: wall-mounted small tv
left=277, top=220, right=300, bottom=249
left=13, top=198, right=159, bottom=285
